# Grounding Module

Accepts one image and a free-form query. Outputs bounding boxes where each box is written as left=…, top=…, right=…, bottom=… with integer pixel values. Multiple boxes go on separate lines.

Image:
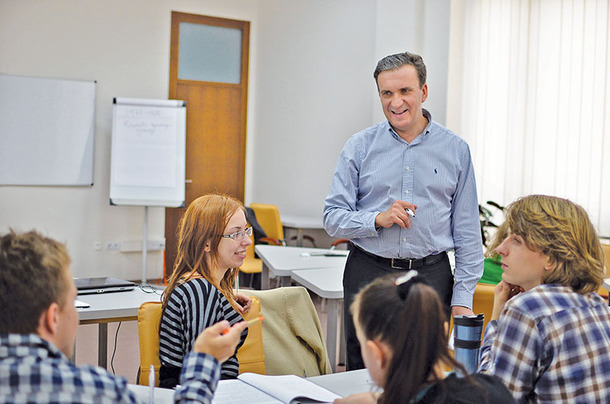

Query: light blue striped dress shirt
left=323, top=110, right=483, bottom=308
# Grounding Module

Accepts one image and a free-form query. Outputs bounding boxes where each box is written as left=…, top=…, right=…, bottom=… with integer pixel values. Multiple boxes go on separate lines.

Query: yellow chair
left=137, top=302, right=162, bottom=386
left=136, top=296, right=265, bottom=385
left=472, top=283, right=496, bottom=331
left=249, top=203, right=285, bottom=244
left=240, top=203, right=284, bottom=286
left=239, top=235, right=263, bottom=278
left=236, top=296, right=265, bottom=375
left=599, top=243, right=610, bottom=297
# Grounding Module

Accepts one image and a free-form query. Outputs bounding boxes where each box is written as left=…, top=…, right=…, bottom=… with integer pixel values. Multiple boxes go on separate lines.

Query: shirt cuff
left=450, top=285, right=474, bottom=309
left=174, top=352, right=220, bottom=403
left=477, top=319, right=498, bottom=372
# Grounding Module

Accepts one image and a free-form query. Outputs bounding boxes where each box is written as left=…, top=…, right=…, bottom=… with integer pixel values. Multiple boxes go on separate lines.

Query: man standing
left=0, top=230, right=247, bottom=403
left=324, top=52, right=483, bottom=370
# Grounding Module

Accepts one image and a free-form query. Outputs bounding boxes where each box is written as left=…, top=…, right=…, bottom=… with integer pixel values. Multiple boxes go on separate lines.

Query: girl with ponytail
left=335, top=272, right=514, bottom=403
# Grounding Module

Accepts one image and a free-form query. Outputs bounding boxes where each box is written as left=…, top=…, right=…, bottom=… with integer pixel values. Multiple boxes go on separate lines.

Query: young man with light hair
left=0, top=230, right=247, bottom=403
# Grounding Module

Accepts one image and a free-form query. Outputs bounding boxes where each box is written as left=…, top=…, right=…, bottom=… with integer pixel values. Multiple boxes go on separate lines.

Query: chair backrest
left=137, top=302, right=162, bottom=386
left=598, top=242, right=610, bottom=296
left=472, top=283, right=496, bottom=331
left=236, top=296, right=265, bottom=374
left=136, top=297, right=265, bottom=385
left=245, top=206, right=267, bottom=243
left=244, top=286, right=332, bottom=376
left=239, top=235, right=262, bottom=275
left=601, top=243, right=610, bottom=275
left=250, top=203, right=284, bottom=241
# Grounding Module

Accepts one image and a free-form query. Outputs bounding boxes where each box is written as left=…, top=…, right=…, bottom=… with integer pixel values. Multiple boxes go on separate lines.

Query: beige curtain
left=448, top=0, right=610, bottom=236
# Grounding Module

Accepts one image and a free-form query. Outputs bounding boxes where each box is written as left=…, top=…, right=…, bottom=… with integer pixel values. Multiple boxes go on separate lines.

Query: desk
left=78, top=287, right=161, bottom=368
left=254, top=245, right=348, bottom=371
left=281, top=214, right=324, bottom=246
left=307, top=369, right=374, bottom=397
left=127, top=369, right=374, bottom=403
left=255, top=244, right=348, bottom=289
left=291, top=266, right=344, bottom=372
left=128, top=383, right=173, bottom=403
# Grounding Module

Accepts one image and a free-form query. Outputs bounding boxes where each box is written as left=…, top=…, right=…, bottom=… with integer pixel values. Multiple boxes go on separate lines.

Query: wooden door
left=165, top=12, right=250, bottom=276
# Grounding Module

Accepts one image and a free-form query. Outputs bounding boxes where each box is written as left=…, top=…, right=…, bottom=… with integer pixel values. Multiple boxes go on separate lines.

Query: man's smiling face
left=377, top=64, right=427, bottom=140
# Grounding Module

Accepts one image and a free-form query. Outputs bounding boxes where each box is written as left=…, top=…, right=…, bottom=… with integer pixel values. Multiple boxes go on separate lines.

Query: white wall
left=374, top=0, right=451, bottom=126
left=249, top=0, right=377, bottom=218
left=0, top=0, right=452, bottom=279
left=252, top=0, right=452, bottom=221
left=0, top=0, right=259, bottom=280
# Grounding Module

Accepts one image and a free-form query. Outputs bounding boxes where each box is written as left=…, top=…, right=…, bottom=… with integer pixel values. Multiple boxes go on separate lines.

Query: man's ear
left=38, top=302, right=61, bottom=338
left=421, top=83, right=428, bottom=103
left=544, top=256, right=555, bottom=271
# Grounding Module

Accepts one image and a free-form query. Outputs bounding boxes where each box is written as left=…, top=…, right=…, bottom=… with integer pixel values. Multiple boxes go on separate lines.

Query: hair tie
left=395, top=270, right=419, bottom=286
left=395, top=270, right=425, bottom=300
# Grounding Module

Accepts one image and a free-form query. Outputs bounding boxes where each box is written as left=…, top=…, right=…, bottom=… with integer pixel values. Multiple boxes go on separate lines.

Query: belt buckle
left=391, top=258, right=412, bottom=270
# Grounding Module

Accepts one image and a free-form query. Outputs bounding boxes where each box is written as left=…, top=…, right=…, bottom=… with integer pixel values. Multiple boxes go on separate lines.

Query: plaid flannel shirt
left=0, top=334, right=220, bottom=404
left=478, top=284, right=610, bottom=403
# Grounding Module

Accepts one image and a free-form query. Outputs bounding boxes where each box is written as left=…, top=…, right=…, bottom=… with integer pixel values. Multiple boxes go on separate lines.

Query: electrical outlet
left=105, top=241, right=121, bottom=251
left=147, top=240, right=166, bottom=251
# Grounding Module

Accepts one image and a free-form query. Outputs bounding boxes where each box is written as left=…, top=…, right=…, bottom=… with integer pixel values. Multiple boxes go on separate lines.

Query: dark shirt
left=416, top=373, right=515, bottom=403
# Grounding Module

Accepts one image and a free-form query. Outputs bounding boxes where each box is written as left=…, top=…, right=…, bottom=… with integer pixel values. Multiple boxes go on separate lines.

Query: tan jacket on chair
left=245, top=286, right=332, bottom=376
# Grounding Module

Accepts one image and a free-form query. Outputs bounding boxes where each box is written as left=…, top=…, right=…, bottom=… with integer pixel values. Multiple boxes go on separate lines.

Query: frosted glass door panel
left=178, top=23, right=242, bottom=84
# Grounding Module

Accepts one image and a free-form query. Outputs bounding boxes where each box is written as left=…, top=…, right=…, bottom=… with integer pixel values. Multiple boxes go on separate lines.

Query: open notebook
left=211, top=373, right=341, bottom=404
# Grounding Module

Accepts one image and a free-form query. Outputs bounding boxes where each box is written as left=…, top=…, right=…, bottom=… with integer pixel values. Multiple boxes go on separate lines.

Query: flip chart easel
left=110, top=97, right=186, bottom=284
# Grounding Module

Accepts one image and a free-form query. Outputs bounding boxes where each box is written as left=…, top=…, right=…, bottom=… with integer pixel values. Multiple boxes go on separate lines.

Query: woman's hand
left=491, top=280, right=523, bottom=321
left=193, top=320, right=248, bottom=363
left=234, top=293, right=252, bottom=314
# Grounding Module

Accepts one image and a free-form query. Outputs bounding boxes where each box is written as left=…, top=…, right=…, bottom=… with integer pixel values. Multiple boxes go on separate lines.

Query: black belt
left=352, top=244, right=446, bottom=270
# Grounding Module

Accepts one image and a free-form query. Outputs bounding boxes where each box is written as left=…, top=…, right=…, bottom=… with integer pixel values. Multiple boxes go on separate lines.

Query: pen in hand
left=222, top=316, right=264, bottom=334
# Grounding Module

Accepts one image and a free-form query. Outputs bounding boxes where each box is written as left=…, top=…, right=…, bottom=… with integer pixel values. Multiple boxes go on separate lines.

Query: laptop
left=74, top=277, right=136, bottom=295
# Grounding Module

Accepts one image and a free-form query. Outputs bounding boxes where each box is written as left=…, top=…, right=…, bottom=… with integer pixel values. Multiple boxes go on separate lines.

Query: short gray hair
left=373, top=52, right=427, bottom=88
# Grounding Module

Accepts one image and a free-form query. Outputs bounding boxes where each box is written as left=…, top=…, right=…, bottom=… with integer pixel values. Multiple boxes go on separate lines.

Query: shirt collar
left=0, top=333, right=66, bottom=361
left=387, top=108, right=433, bottom=145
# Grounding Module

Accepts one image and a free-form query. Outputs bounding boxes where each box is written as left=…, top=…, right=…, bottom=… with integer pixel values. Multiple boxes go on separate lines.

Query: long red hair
left=162, top=194, right=244, bottom=308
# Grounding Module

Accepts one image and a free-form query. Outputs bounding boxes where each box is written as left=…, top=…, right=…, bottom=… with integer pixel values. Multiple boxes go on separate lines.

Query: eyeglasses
left=221, top=226, right=253, bottom=241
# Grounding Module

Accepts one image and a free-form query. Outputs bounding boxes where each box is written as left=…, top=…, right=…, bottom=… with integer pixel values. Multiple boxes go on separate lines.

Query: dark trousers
left=343, top=244, right=453, bottom=370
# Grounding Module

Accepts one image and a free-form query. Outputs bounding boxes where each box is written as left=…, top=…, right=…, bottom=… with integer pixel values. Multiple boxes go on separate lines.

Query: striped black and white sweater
left=158, top=278, right=247, bottom=388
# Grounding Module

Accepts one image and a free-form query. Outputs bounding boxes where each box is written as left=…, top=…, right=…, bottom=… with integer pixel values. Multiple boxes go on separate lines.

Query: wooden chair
left=136, top=296, right=265, bottom=385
